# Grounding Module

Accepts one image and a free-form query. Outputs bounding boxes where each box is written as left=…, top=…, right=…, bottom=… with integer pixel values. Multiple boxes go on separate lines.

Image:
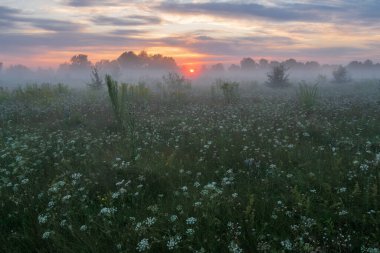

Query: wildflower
left=337, top=187, right=347, bottom=193
left=112, top=192, right=120, bottom=199
left=62, top=194, right=71, bottom=202
left=71, top=173, right=82, bottom=180
left=21, top=178, right=29, bottom=184
left=186, top=228, right=195, bottom=236
left=60, top=219, right=67, bottom=227
left=144, top=217, right=156, bottom=227
left=99, top=207, right=117, bottom=216
left=193, top=201, right=202, bottom=207
left=228, top=241, right=243, bottom=253
left=167, top=235, right=182, bottom=250
left=186, top=217, right=197, bottom=225
left=42, top=231, right=53, bottom=239
left=38, top=214, right=48, bottom=224
left=136, top=238, right=150, bottom=252
left=169, top=215, right=178, bottom=222
left=281, top=239, right=293, bottom=251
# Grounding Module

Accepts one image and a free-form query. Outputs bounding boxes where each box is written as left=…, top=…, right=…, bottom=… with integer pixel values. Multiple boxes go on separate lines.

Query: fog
left=1, top=52, right=380, bottom=89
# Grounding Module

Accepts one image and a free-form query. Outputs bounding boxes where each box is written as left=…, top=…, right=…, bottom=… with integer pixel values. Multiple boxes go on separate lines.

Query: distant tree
left=240, top=57, right=257, bottom=71
left=228, top=64, right=240, bottom=72
left=70, top=54, right=92, bottom=70
left=7, top=64, right=32, bottom=76
left=0, top=62, right=3, bottom=73
left=138, top=50, right=149, bottom=67
left=332, top=66, right=349, bottom=83
left=149, top=54, right=177, bottom=70
left=347, top=61, right=362, bottom=70
left=269, top=61, right=280, bottom=67
left=305, top=61, right=320, bottom=69
left=95, top=59, right=120, bottom=77
left=211, top=63, right=225, bottom=72
left=259, top=58, right=269, bottom=68
left=363, top=59, right=373, bottom=68
left=117, top=51, right=141, bottom=69
left=283, top=58, right=298, bottom=69
left=266, top=64, right=290, bottom=88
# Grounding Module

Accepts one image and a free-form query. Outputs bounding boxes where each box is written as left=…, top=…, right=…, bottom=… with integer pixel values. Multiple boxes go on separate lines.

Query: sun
left=189, top=68, right=195, bottom=73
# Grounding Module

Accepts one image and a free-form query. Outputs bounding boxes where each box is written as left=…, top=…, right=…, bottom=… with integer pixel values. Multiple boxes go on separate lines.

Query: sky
left=1, top=0, right=380, bottom=69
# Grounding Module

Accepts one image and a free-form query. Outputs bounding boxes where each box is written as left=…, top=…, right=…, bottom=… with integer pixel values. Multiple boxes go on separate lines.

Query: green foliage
left=266, top=64, right=290, bottom=88
left=127, top=81, right=151, bottom=102
left=0, top=87, right=10, bottom=102
left=1, top=82, right=380, bottom=252
left=11, top=83, right=70, bottom=104
left=297, top=81, right=319, bottom=110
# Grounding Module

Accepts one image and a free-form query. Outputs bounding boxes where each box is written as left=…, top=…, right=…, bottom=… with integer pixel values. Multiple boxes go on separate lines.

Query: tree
left=211, top=63, right=224, bottom=72
left=70, top=54, right=91, bottom=70
left=332, top=66, right=349, bottom=83
left=117, top=51, right=141, bottom=69
left=228, top=64, right=240, bottom=72
left=266, top=64, right=290, bottom=88
left=283, top=58, right=298, bottom=69
left=240, top=57, right=256, bottom=71
left=259, top=58, right=269, bottom=68
left=0, top=62, right=3, bottom=73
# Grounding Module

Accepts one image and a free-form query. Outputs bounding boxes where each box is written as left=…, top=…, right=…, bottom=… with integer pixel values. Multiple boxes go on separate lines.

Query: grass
left=0, top=80, right=379, bottom=252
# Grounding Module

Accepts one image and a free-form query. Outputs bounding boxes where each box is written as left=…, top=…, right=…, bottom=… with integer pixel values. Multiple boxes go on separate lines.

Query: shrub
left=87, top=67, right=104, bottom=90
left=266, top=64, right=290, bottom=88
left=332, top=66, right=349, bottom=83
left=215, top=79, right=239, bottom=104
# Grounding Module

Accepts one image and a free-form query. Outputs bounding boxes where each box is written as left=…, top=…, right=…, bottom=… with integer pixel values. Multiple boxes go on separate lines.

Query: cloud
left=92, top=15, right=161, bottom=26
left=65, top=0, right=120, bottom=7
left=158, top=2, right=342, bottom=23
left=0, top=32, right=147, bottom=52
left=109, top=29, right=148, bottom=35
left=0, top=5, right=81, bottom=32
left=158, top=1, right=380, bottom=24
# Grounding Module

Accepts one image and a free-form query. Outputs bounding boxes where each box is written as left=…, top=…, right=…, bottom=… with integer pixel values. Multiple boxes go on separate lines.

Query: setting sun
left=189, top=68, right=195, bottom=73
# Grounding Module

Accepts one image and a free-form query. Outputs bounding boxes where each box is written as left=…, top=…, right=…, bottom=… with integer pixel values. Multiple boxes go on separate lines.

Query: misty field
left=1, top=79, right=380, bottom=252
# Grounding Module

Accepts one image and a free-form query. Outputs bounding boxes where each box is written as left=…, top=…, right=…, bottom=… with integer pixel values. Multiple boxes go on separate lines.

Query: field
left=1, top=80, right=380, bottom=252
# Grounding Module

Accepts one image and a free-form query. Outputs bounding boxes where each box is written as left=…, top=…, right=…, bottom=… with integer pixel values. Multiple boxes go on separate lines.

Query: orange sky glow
left=1, top=0, right=380, bottom=69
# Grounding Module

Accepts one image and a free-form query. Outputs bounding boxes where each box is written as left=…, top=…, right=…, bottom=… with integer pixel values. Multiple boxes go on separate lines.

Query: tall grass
left=297, top=81, right=319, bottom=110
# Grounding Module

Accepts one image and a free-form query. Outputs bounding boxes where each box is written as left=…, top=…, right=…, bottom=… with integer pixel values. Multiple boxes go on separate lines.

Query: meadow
left=0, top=78, right=380, bottom=252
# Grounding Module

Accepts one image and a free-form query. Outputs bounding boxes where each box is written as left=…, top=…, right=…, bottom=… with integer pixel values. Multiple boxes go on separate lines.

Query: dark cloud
left=240, top=36, right=295, bottom=45
left=158, top=2, right=341, bottom=23
left=158, top=1, right=380, bottom=24
left=0, top=5, right=81, bottom=32
left=296, top=47, right=367, bottom=57
left=65, top=0, right=119, bottom=7
left=92, top=15, right=161, bottom=26
left=195, top=36, right=214, bottom=41
left=109, top=29, right=148, bottom=35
